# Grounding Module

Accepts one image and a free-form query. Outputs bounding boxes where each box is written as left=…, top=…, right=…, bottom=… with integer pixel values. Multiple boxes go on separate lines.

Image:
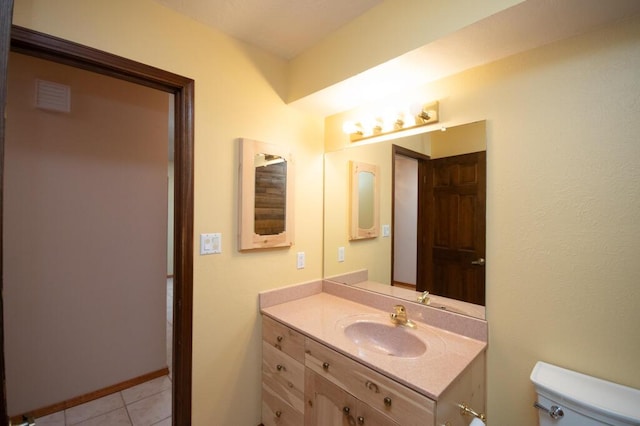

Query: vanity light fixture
left=343, top=101, right=439, bottom=142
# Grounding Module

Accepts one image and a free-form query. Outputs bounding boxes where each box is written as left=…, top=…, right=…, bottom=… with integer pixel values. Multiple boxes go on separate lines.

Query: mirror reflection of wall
left=254, top=153, right=287, bottom=236
left=393, top=155, right=419, bottom=287
left=324, top=121, right=487, bottom=318
left=358, top=171, right=375, bottom=229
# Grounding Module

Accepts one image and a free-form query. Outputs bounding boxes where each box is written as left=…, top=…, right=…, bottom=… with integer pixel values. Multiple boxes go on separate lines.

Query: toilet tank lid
left=530, top=361, right=640, bottom=424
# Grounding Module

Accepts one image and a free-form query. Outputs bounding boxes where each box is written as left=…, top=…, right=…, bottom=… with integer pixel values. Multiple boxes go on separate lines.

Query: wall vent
left=35, top=79, right=71, bottom=113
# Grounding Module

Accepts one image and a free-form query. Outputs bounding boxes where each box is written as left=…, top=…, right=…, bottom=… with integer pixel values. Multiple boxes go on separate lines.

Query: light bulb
left=342, top=121, right=361, bottom=135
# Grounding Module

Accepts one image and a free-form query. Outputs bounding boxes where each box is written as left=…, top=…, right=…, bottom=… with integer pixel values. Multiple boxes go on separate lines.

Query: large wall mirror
left=239, top=138, right=294, bottom=251
left=323, top=121, right=486, bottom=319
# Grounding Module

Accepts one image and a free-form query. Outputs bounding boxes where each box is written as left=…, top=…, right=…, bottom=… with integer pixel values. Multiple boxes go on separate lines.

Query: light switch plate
left=338, top=247, right=345, bottom=262
left=382, top=224, right=390, bottom=237
left=200, top=233, right=222, bottom=255
left=297, top=252, right=305, bottom=269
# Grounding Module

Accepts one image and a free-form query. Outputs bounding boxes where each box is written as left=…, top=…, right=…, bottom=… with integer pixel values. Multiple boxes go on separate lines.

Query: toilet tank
left=530, top=361, right=640, bottom=426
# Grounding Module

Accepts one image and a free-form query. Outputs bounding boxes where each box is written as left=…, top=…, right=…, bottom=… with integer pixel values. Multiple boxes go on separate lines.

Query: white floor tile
left=65, top=393, right=124, bottom=425
left=72, top=407, right=131, bottom=426
left=121, top=376, right=172, bottom=405
left=35, top=411, right=65, bottom=426
left=151, top=417, right=171, bottom=426
left=126, top=388, right=171, bottom=426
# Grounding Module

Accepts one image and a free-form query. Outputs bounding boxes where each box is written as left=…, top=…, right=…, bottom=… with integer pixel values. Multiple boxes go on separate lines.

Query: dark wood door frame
left=391, top=145, right=432, bottom=292
left=0, top=24, right=194, bottom=425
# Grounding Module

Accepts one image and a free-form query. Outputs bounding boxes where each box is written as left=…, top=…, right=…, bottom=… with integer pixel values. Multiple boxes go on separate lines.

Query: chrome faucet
left=390, top=304, right=416, bottom=328
left=417, top=291, right=431, bottom=305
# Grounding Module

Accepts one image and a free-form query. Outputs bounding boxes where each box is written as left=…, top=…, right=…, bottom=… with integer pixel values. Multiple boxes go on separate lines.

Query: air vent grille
left=35, top=79, right=71, bottom=113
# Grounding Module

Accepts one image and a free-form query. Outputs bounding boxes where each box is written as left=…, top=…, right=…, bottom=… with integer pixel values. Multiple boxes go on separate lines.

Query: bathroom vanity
left=260, top=280, right=487, bottom=426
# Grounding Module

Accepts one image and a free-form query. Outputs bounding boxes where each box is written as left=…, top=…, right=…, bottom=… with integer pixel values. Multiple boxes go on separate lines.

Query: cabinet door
left=305, top=368, right=358, bottom=426
left=305, top=369, right=399, bottom=426
left=306, top=337, right=435, bottom=426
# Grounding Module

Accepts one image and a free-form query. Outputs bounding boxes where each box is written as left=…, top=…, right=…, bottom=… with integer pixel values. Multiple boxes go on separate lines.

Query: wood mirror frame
left=238, top=138, right=294, bottom=251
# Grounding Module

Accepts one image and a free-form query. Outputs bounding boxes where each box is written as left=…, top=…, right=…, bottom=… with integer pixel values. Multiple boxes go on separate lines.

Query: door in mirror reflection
left=430, top=151, right=486, bottom=305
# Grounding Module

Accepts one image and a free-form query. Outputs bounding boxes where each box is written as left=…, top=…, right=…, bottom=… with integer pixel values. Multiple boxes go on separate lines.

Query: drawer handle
left=343, top=407, right=356, bottom=426
left=275, top=410, right=282, bottom=418
left=322, top=362, right=330, bottom=371
left=365, top=380, right=379, bottom=393
left=276, top=364, right=286, bottom=372
left=357, top=416, right=365, bottom=424
left=384, top=396, right=392, bottom=407
left=277, top=335, right=283, bottom=342
left=274, top=343, right=282, bottom=350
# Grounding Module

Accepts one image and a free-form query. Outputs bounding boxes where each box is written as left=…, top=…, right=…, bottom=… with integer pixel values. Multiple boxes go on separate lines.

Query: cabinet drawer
left=305, top=337, right=435, bottom=426
left=263, top=315, right=305, bottom=362
left=262, top=382, right=304, bottom=426
left=262, top=341, right=304, bottom=412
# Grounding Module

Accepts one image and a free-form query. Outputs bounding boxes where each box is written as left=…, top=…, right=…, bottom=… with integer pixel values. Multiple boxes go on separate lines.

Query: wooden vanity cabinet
left=262, top=315, right=485, bottom=426
left=305, top=337, right=434, bottom=426
left=305, top=369, right=399, bottom=426
left=262, top=316, right=305, bottom=426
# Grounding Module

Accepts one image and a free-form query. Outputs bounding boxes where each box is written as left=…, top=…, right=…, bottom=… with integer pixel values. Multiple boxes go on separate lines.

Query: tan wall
left=12, top=1, right=325, bottom=424
left=325, top=15, right=640, bottom=425
left=4, top=53, right=169, bottom=414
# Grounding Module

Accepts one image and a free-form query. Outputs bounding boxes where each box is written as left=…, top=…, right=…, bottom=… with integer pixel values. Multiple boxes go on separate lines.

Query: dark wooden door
left=429, top=151, right=486, bottom=305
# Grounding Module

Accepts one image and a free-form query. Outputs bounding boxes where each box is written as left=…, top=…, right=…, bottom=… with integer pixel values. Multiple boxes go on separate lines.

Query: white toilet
left=531, top=361, right=640, bottom=425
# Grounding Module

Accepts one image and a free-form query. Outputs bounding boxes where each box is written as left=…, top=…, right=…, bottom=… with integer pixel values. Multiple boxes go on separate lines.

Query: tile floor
left=34, top=279, right=174, bottom=426
left=35, top=375, right=172, bottom=426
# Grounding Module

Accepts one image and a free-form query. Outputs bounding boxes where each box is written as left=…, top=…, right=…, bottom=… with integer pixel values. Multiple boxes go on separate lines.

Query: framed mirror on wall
left=350, top=161, right=379, bottom=240
left=323, top=121, right=487, bottom=319
left=238, top=138, right=294, bottom=251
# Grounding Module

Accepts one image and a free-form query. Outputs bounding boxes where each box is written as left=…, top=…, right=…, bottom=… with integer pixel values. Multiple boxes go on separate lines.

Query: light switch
left=382, top=224, right=391, bottom=237
left=297, top=252, right=305, bottom=269
left=338, top=247, right=345, bottom=262
left=200, top=233, right=221, bottom=255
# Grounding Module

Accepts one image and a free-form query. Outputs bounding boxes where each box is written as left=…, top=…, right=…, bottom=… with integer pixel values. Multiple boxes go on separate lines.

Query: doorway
left=391, top=145, right=431, bottom=292
left=0, top=26, right=194, bottom=425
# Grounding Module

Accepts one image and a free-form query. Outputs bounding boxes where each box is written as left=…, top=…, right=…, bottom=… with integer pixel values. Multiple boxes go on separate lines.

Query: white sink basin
left=336, top=314, right=446, bottom=359
left=343, top=321, right=427, bottom=357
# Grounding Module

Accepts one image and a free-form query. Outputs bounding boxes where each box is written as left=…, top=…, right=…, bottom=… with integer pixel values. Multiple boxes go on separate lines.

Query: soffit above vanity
left=151, top=0, right=640, bottom=116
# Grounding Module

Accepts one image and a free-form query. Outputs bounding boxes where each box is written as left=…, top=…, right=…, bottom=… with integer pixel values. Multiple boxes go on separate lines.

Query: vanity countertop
left=261, top=291, right=486, bottom=401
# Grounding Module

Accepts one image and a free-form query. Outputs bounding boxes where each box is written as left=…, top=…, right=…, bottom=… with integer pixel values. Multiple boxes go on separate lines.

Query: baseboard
left=10, top=367, right=169, bottom=423
left=393, top=281, right=416, bottom=290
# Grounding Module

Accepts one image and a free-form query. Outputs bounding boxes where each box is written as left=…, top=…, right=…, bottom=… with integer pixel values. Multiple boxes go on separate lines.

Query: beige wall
left=12, top=1, right=324, bottom=424
left=325, top=15, right=640, bottom=425
left=4, top=53, right=169, bottom=414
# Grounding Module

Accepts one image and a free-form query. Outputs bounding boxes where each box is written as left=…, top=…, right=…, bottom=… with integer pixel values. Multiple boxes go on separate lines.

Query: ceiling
left=153, top=0, right=640, bottom=116
left=153, top=0, right=382, bottom=59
